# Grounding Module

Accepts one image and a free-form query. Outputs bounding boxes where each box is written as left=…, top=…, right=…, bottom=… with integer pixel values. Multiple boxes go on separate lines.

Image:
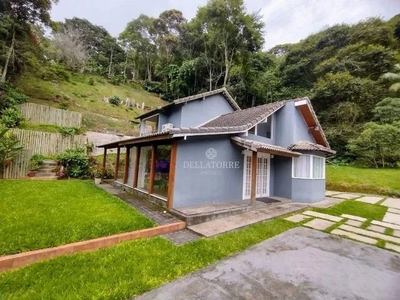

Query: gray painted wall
left=274, top=101, right=315, bottom=148
left=180, top=95, right=234, bottom=127
left=173, top=136, right=244, bottom=208
left=157, top=107, right=182, bottom=131
left=292, top=179, right=326, bottom=202
left=273, top=156, right=292, bottom=199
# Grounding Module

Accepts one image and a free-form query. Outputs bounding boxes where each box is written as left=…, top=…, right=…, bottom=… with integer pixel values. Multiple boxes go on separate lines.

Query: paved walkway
left=135, top=227, right=400, bottom=300
left=98, top=184, right=200, bottom=244
left=285, top=191, right=400, bottom=253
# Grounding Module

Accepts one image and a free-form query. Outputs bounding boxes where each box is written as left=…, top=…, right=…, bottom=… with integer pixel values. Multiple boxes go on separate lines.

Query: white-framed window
left=292, top=154, right=325, bottom=179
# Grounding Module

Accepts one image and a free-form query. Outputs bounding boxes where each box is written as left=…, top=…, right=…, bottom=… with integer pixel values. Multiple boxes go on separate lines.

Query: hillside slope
left=16, top=73, right=167, bottom=135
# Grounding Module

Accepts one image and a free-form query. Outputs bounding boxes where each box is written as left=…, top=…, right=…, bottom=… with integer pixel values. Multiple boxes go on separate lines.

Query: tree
left=0, top=126, right=23, bottom=178
left=381, top=63, right=400, bottom=94
left=373, top=97, right=400, bottom=123
left=193, top=0, right=264, bottom=87
left=52, top=25, right=88, bottom=71
left=348, top=122, right=400, bottom=168
left=0, top=0, right=58, bottom=84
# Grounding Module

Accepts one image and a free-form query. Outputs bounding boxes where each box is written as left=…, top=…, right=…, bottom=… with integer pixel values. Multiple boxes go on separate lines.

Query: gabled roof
left=231, top=137, right=301, bottom=158
left=137, top=87, right=241, bottom=120
left=288, top=141, right=336, bottom=155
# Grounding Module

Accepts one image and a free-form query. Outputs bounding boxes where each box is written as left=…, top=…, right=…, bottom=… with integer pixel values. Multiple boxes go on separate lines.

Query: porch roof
left=97, top=132, right=175, bottom=149
left=231, top=136, right=301, bottom=158
left=288, top=140, right=336, bottom=155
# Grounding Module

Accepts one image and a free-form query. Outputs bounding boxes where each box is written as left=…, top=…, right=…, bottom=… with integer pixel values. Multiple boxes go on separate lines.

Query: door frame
left=242, top=151, right=271, bottom=200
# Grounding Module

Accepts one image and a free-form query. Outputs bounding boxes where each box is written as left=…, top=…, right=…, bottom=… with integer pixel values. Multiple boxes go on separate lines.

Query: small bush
left=59, top=127, right=80, bottom=136
left=0, top=107, right=24, bottom=128
left=56, top=148, right=93, bottom=179
left=88, top=78, right=95, bottom=86
left=108, top=76, right=124, bottom=85
left=59, top=102, right=69, bottom=110
left=29, top=154, right=45, bottom=171
left=109, top=96, right=121, bottom=106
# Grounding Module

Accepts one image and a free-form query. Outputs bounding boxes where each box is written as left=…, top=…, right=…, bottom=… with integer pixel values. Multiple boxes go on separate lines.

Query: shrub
left=59, top=102, right=69, bottom=110
left=88, top=78, right=95, bottom=86
left=109, top=96, right=121, bottom=106
left=59, top=127, right=80, bottom=136
left=0, top=107, right=24, bottom=128
left=56, top=148, right=92, bottom=179
left=29, top=154, right=45, bottom=171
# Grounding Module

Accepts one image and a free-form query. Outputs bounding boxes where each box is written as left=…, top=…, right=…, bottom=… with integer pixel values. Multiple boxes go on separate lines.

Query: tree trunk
left=108, top=46, right=114, bottom=78
left=223, top=42, right=229, bottom=86
left=209, top=68, right=212, bottom=91
left=123, top=54, right=128, bottom=82
left=1, top=26, right=15, bottom=84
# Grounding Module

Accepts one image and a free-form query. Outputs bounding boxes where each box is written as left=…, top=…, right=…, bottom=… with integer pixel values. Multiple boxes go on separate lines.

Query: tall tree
left=0, top=0, right=57, bottom=84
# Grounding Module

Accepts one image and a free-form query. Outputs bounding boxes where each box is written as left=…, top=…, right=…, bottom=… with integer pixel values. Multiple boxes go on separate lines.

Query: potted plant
left=28, top=154, right=45, bottom=177
left=94, top=171, right=102, bottom=184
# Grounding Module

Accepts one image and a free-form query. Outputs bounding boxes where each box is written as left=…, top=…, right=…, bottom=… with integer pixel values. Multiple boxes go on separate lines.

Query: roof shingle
left=288, top=140, right=336, bottom=155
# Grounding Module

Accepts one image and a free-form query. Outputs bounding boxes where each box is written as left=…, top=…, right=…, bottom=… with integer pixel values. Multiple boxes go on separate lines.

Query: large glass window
left=292, top=155, right=325, bottom=179
left=116, top=148, right=126, bottom=182
left=137, top=146, right=152, bottom=190
left=153, top=145, right=171, bottom=197
left=126, top=147, right=137, bottom=186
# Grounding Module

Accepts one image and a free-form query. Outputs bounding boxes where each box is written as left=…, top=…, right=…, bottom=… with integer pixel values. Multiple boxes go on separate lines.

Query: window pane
left=137, top=146, right=152, bottom=190
left=293, top=155, right=311, bottom=178
left=312, top=156, right=325, bottom=179
left=153, top=145, right=171, bottom=197
left=126, top=147, right=137, bottom=187
left=116, top=149, right=126, bottom=182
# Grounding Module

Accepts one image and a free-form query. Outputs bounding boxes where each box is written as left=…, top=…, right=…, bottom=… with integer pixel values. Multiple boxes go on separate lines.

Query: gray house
left=99, top=88, right=335, bottom=210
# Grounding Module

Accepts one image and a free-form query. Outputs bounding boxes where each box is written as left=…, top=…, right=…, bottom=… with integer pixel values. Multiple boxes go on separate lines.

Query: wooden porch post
left=114, top=147, right=120, bottom=180
left=148, top=145, right=157, bottom=195
left=250, top=151, right=257, bottom=205
left=167, top=141, right=177, bottom=210
left=123, top=147, right=130, bottom=184
left=133, top=146, right=140, bottom=188
left=101, top=147, right=107, bottom=181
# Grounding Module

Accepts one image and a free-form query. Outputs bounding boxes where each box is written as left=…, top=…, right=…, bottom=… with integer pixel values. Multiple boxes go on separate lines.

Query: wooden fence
left=20, top=103, right=82, bottom=127
left=11, top=129, right=87, bottom=156
left=2, top=150, right=32, bottom=179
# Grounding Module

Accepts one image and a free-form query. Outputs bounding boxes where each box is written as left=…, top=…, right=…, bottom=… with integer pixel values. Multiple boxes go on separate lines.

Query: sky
left=51, top=0, right=400, bottom=50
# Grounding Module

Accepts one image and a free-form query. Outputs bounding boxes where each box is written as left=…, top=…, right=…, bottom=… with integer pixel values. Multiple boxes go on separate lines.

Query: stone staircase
left=34, top=160, right=58, bottom=179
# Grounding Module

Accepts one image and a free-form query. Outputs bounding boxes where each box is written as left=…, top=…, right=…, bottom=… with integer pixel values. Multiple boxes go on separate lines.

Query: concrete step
left=187, top=203, right=306, bottom=237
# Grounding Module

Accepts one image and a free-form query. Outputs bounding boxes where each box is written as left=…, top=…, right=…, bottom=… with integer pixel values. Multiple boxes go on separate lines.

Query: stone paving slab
left=356, top=196, right=384, bottom=204
left=332, top=193, right=361, bottom=200
left=303, top=211, right=343, bottom=222
left=367, top=225, right=386, bottom=233
left=309, top=197, right=344, bottom=208
left=393, top=230, right=400, bottom=238
left=385, top=243, right=400, bottom=253
left=285, top=214, right=311, bottom=223
left=341, top=214, right=367, bottom=222
left=371, top=220, right=400, bottom=230
left=383, top=212, right=400, bottom=226
left=388, top=207, right=400, bottom=215
left=325, top=191, right=342, bottom=196
left=381, top=198, right=400, bottom=210
left=303, top=218, right=335, bottom=230
left=331, top=229, right=377, bottom=245
left=188, top=203, right=306, bottom=237
left=346, top=220, right=363, bottom=227
left=339, top=224, right=400, bottom=244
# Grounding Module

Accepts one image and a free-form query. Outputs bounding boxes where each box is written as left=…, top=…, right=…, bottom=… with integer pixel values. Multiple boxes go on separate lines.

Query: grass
left=0, top=218, right=296, bottom=299
left=16, top=72, right=166, bottom=135
left=314, top=200, right=387, bottom=221
left=326, top=165, right=400, bottom=196
left=0, top=180, right=155, bottom=255
left=17, top=122, right=62, bottom=133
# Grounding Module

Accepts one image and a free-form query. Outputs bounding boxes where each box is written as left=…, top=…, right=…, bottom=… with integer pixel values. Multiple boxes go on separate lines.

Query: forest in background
left=1, top=0, right=400, bottom=167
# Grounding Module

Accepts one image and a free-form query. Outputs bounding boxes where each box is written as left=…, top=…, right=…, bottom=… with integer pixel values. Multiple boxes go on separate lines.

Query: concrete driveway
left=135, top=227, right=400, bottom=300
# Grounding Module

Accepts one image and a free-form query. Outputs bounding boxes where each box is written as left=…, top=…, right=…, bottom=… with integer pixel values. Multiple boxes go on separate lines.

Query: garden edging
left=0, top=221, right=186, bottom=272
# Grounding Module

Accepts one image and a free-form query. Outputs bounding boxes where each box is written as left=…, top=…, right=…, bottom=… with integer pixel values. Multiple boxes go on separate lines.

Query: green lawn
left=314, top=200, right=387, bottom=221
left=326, top=165, right=400, bottom=196
left=0, top=218, right=296, bottom=299
left=0, top=180, right=154, bottom=255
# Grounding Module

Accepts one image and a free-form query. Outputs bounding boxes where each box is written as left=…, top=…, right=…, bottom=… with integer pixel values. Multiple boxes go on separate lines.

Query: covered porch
left=98, top=133, right=182, bottom=209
